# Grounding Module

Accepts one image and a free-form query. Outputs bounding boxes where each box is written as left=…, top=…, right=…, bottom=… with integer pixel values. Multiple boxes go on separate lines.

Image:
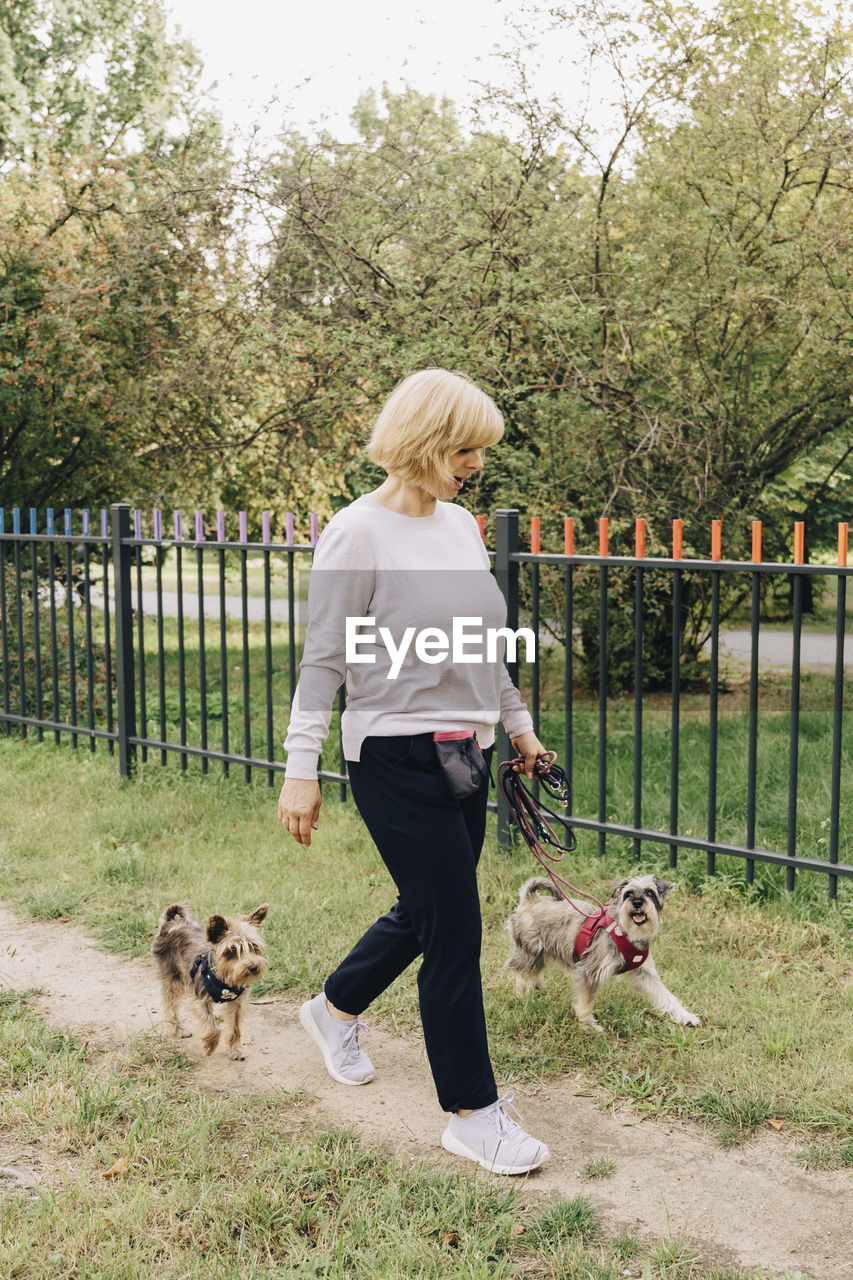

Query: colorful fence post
left=711, top=520, right=722, bottom=562
left=672, top=518, right=683, bottom=560
left=635, top=517, right=646, bottom=559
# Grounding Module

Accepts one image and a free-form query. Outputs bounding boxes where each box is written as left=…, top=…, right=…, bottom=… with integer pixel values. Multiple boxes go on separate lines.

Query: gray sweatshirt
left=283, top=495, right=535, bottom=780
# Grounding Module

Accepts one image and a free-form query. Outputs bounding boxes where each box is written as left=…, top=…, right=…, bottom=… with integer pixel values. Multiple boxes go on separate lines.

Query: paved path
left=92, top=587, right=307, bottom=624
left=709, top=628, right=853, bottom=672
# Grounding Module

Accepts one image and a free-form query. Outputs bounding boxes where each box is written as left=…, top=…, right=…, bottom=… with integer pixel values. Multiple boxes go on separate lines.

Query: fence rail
left=2, top=503, right=851, bottom=898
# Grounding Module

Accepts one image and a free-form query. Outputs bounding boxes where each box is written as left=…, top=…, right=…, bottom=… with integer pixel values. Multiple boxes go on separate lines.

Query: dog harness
left=190, top=952, right=244, bottom=1002
left=574, top=908, right=650, bottom=972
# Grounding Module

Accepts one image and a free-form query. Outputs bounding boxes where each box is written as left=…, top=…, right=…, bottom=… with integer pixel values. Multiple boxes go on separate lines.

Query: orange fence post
left=752, top=521, right=762, bottom=563
left=599, top=517, right=609, bottom=557
left=672, top=518, right=683, bottom=560
left=476, top=514, right=485, bottom=541
left=793, top=521, right=805, bottom=565
left=564, top=517, right=574, bottom=556
left=711, top=520, right=722, bottom=562
left=635, top=518, right=646, bottom=558
left=530, top=516, right=540, bottom=555
left=838, top=523, right=848, bottom=567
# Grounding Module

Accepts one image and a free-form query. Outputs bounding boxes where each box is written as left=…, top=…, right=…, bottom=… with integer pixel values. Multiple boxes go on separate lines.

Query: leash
left=497, top=752, right=605, bottom=917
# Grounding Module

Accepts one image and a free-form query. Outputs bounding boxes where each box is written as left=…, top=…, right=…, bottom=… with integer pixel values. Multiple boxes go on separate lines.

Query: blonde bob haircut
left=367, top=369, right=504, bottom=495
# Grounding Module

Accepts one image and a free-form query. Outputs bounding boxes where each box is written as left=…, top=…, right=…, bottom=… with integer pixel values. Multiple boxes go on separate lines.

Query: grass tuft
left=531, top=1194, right=600, bottom=1244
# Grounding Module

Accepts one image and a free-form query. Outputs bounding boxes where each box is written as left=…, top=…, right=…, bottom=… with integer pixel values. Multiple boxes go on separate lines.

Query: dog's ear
left=610, top=878, right=631, bottom=898
left=653, top=878, right=676, bottom=900
left=207, top=914, right=229, bottom=943
left=246, top=904, right=269, bottom=927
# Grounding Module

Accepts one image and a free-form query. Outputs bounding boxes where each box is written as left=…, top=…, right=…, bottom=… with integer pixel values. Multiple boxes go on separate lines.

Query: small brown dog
left=505, top=876, right=699, bottom=1032
left=152, top=903, right=269, bottom=1059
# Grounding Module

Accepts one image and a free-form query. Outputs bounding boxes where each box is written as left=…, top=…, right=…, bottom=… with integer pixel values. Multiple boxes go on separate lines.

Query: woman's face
left=443, top=447, right=484, bottom=498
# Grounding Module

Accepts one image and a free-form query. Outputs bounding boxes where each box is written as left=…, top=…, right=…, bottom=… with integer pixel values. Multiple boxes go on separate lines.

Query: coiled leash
left=498, top=752, right=605, bottom=916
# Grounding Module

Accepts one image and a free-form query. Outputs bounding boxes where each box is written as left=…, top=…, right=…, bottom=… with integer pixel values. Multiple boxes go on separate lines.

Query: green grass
left=522, top=647, right=853, bottom=867
left=0, top=989, right=785, bottom=1280
left=0, top=739, right=845, bottom=1278
left=0, top=735, right=851, bottom=1166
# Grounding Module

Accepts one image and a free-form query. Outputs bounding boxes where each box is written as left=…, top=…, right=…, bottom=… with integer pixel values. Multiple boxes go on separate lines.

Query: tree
left=0, top=0, right=344, bottom=528
left=259, top=2, right=853, bottom=681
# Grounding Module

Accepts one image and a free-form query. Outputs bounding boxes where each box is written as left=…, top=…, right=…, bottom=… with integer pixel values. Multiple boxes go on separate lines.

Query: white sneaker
left=299, top=991, right=375, bottom=1086
left=441, top=1093, right=549, bottom=1175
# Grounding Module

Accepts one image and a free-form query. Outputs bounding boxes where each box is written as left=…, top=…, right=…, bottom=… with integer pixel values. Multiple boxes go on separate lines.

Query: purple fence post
left=101, top=510, right=109, bottom=538
left=64, top=509, right=72, bottom=536
left=216, top=511, right=225, bottom=543
left=47, top=509, right=54, bottom=536
left=285, top=512, right=294, bottom=545
left=309, top=513, right=319, bottom=546
left=174, top=510, right=182, bottom=541
left=262, top=511, right=271, bottom=544
left=153, top=509, right=162, bottom=542
left=132, top=510, right=141, bottom=539
left=239, top=511, right=248, bottom=544
left=195, top=511, right=204, bottom=542
left=82, top=509, right=90, bottom=536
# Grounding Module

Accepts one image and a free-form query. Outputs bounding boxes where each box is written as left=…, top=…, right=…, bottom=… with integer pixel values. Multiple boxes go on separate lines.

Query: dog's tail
left=517, top=876, right=564, bottom=907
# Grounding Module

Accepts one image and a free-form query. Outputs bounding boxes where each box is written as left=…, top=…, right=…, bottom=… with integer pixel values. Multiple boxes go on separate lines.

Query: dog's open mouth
left=632, top=911, right=648, bottom=925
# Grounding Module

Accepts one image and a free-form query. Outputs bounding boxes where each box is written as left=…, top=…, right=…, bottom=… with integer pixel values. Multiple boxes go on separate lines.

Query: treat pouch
left=433, top=730, right=489, bottom=801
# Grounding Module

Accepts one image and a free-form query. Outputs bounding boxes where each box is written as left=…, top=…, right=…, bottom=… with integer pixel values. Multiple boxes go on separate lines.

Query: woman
left=278, top=369, right=550, bottom=1175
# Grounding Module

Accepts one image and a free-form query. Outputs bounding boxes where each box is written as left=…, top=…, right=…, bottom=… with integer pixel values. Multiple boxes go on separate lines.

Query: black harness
left=190, top=952, right=244, bottom=1003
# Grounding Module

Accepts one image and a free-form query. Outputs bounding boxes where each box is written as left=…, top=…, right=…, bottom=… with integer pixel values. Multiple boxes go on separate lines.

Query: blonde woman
left=279, top=369, right=550, bottom=1175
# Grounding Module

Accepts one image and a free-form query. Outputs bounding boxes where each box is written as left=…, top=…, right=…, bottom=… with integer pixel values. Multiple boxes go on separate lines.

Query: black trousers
left=323, top=733, right=498, bottom=1114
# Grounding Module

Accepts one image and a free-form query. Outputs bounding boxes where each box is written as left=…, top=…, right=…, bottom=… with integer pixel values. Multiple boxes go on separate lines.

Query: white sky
left=164, top=0, right=568, bottom=142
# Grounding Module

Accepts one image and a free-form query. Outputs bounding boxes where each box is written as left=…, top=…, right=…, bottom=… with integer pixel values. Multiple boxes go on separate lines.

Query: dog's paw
left=229, top=1047, right=247, bottom=1061
left=673, top=1011, right=701, bottom=1027
left=579, top=1019, right=605, bottom=1033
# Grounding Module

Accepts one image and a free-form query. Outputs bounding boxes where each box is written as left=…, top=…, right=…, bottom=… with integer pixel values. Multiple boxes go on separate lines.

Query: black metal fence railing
left=2, top=503, right=851, bottom=898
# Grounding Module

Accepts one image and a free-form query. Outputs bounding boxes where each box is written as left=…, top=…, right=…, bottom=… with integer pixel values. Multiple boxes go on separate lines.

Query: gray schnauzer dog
left=505, top=876, right=700, bottom=1032
left=152, top=903, right=269, bottom=1059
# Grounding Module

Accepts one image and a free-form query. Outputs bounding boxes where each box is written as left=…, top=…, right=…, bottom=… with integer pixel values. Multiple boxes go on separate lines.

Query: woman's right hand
left=278, top=778, right=322, bottom=847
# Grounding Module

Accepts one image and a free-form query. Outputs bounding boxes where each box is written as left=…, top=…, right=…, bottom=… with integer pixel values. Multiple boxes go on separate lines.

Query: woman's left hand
left=510, top=730, right=548, bottom=779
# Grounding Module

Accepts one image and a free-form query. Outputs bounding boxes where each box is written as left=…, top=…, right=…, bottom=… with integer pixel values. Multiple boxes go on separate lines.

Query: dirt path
left=1, top=905, right=848, bottom=1280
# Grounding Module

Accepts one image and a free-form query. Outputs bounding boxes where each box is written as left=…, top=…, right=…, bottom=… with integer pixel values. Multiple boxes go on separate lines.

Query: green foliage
left=5, top=0, right=853, bottom=647
left=0, top=576, right=112, bottom=725
left=253, top=0, right=853, bottom=679
left=0, top=0, right=346, bottom=524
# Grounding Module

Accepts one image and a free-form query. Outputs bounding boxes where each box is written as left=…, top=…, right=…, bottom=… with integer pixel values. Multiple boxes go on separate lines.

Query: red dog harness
left=574, top=908, right=650, bottom=972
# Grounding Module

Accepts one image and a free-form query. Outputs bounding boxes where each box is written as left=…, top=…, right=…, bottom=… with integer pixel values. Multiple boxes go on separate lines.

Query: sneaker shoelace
left=489, top=1092, right=526, bottom=1141
left=338, top=1017, right=369, bottom=1065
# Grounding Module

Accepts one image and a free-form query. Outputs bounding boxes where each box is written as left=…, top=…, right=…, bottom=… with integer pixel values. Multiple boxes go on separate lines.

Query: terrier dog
left=152, top=903, right=269, bottom=1059
left=505, top=876, right=699, bottom=1032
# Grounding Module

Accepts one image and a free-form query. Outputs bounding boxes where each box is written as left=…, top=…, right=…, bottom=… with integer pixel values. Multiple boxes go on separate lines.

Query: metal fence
left=2, top=503, right=851, bottom=897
